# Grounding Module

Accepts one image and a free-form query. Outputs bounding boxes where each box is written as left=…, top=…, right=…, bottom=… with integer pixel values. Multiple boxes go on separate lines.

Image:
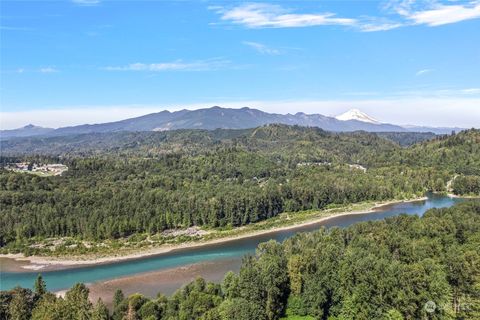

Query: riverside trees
left=2, top=127, right=479, bottom=255
left=2, top=201, right=479, bottom=319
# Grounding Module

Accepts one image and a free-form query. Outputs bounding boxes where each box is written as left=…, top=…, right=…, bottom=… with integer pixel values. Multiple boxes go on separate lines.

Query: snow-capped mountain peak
left=335, top=109, right=380, bottom=124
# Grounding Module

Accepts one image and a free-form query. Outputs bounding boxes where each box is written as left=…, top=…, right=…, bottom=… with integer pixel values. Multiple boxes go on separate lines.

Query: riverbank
left=85, top=258, right=242, bottom=307
left=1, top=196, right=428, bottom=272
left=447, top=193, right=479, bottom=199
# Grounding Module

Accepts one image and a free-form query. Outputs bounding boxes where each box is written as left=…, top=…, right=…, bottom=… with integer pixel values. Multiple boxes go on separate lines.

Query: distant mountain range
left=0, top=124, right=55, bottom=139
left=0, top=106, right=465, bottom=139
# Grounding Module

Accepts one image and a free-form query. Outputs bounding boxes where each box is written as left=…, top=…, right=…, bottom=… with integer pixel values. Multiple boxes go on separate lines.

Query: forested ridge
left=0, top=126, right=436, bottom=157
left=0, top=126, right=479, bottom=253
left=2, top=201, right=479, bottom=319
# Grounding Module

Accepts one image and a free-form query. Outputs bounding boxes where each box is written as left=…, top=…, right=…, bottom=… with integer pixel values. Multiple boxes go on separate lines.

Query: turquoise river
left=0, top=194, right=466, bottom=293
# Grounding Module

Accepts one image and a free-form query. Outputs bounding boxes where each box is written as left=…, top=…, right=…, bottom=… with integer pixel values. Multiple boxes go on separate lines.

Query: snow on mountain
left=11, top=107, right=465, bottom=139
left=335, top=109, right=381, bottom=124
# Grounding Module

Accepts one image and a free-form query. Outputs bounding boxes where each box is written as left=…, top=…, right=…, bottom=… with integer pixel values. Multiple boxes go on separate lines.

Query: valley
left=2, top=1, right=479, bottom=318
left=1, top=124, right=479, bottom=319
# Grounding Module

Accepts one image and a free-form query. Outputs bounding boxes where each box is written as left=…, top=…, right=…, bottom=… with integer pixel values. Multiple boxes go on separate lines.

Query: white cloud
left=213, top=3, right=357, bottom=28
left=212, top=1, right=480, bottom=32
left=415, top=68, right=434, bottom=76
left=103, top=58, right=230, bottom=72
left=242, top=41, right=281, bottom=55
left=358, top=22, right=404, bottom=32
left=39, top=67, right=59, bottom=73
left=212, top=3, right=403, bottom=31
left=395, top=0, right=480, bottom=26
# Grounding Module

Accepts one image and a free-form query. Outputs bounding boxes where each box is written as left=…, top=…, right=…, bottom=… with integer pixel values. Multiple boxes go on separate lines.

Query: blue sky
left=1, top=0, right=479, bottom=129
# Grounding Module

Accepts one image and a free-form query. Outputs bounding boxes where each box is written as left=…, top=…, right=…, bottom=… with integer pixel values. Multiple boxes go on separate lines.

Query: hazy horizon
left=1, top=1, right=479, bottom=129
left=1, top=102, right=479, bottom=130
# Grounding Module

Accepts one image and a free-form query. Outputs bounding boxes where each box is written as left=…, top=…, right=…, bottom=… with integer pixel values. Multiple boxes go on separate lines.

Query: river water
left=0, top=194, right=464, bottom=293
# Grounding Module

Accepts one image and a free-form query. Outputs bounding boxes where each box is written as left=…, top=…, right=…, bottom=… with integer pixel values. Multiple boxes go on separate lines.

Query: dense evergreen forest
left=1, top=201, right=479, bottom=319
left=0, top=127, right=437, bottom=157
left=0, top=126, right=479, bottom=253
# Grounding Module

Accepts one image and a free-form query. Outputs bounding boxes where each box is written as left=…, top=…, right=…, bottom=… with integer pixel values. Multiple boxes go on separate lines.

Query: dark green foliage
left=165, top=278, right=223, bottom=320
left=453, top=175, right=480, bottom=195
left=2, top=127, right=479, bottom=253
left=33, top=275, right=46, bottom=297
left=138, top=300, right=161, bottom=320
left=221, top=271, right=239, bottom=300
left=64, top=283, right=93, bottom=320
left=398, top=129, right=480, bottom=174
left=119, top=294, right=149, bottom=320
left=1, top=201, right=479, bottom=319
left=256, top=241, right=289, bottom=319
left=8, top=287, right=34, bottom=320
left=375, top=131, right=437, bottom=146
left=0, top=291, right=12, bottom=320
left=0, top=126, right=479, bottom=319
left=218, top=298, right=266, bottom=320
left=282, top=201, right=480, bottom=319
left=92, top=298, right=110, bottom=320
left=113, top=289, right=125, bottom=311
left=112, top=289, right=127, bottom=320
left=31, top=292, right=66, bottom=320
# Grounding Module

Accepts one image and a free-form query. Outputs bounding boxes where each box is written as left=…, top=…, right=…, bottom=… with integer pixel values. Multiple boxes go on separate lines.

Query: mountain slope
left=0, top=124, right=54, bottom=138
left=3, top=106, right=465, bottom=139
left=3, top=107, right=406, bottom=139
left=402, top=125, right=466, bottom=135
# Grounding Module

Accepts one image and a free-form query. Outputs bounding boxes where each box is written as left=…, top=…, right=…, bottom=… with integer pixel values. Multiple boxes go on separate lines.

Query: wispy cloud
left=395, top=0, right=480, bottom=26
left=211, top=3, right=403, bottom=32
left=242, top=41, right=281, bottom=55
left=454, top=87, right=480, bottom=95
left=358, top=22, right=404, bottom=32
left=461, top=88, right=480, bottom=94
left=72, top=0, right=101, bottom=6
left=212, top=1, right=480, bottom=32
left=356, top=16, right=404, bottom=32
left=212, top=3, right=357, bottom=29
left=415, top=68, right=434, bottom=76
left=103, top=58, right=231, bottom=72
left=8, top=67, right=58, bottom=74
left=0, top=26, right=34, bottom=31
